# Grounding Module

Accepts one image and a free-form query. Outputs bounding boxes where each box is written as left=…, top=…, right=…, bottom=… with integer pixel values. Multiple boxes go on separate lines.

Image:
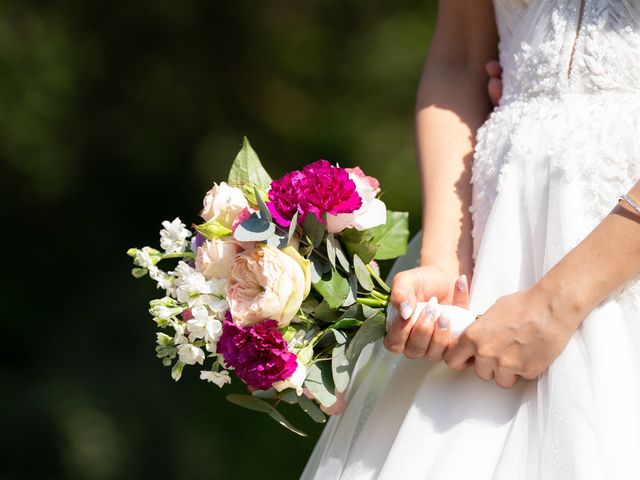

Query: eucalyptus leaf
left=331, top=332, right=350, bottom=393
left=254, top=186, right=272, bottom=221
left=233, top=213, right=275, bottom=242
left=326, top=234, right=337, bottom=269
left=313, top=300, right=340, bottom=323
left=312, top=269, right=350, bottom=309
left=280, top=390, right=300, bottom=404
left=334, top=239, right=351, bottom=272
left=228, top=137, right=272, bottom=191
left=287, top=211, right=299, bottom=247
left=297, top=394, right=327, bottom=423
left=342, top=275, right=357, bottom=307
left=268, top=408, right=308, bottom=437
left=341, top=228, right=377, bottom=264
left=265, top=232, right=287, bottom=248
left=251, top=388, right=277, bottom=400
left=371, top=211, right=410, bottom=260
left=305, top=362, right=337, bottom=408
left=303, top=212, right=325, bottom=248
left=346, top=312, right=386, bottom=362
left=310, top=255, right=331, bottom=284
left=226, top=394, right=273, bottom=413
left=353, top=254, right=374, bottom=291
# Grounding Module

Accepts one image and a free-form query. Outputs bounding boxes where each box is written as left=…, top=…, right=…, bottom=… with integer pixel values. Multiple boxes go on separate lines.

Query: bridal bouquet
left=127, top=138, right=409, bottom=435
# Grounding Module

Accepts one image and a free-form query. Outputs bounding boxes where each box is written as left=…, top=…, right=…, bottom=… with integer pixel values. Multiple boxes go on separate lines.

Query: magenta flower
left=217, top=318, right=298, bottom=390
left=267, top=160, right=362, bottom=227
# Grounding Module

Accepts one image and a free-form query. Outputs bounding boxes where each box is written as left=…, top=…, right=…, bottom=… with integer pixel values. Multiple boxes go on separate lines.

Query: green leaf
left=226, top=394, right=274, bottom=413
left=297, top=394, right=327, bottom=424
left=326, top=234, right=337, bottom=269
left=341, top=228, right=377, bottom=264
left=228, top=137, right=272, bottom=191
left=233, top=213, right=276, bottom=242
left=312, top=269, right=350, bottom=309
left=346, top=312, right=386, bottom=362
left=303, top=212, right=325, bottom=248
left=353, top=254, right=374, bottom=291
left=280, top=390, right=300, bottom=404
left=313, top=300, right=340, bottom=323
left=305, top=362, right=337, bottom=408
left=331, top=318, right=363, bottom=329
left=371, top=211, right=410, bottom=260
left=195, top=219, right=233, bottom=240
left=309, top=255, right=331, bottom=283
left=331, top=331, right=350, bottom=393
left=268, top=408, right=308, bottom=437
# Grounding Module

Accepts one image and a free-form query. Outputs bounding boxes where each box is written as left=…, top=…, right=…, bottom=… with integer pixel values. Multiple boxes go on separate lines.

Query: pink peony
left=267, top=160, right=362, bottom=227
left=216, top=318, right=298, bottom=390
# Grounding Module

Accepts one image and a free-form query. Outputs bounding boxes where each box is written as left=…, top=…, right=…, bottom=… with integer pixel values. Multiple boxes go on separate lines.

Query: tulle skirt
left=300, top=92, right=640, bottom=479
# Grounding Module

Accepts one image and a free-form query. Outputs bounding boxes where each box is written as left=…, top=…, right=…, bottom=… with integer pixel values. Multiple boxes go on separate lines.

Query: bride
left=301, top=0, right=640, bottom=478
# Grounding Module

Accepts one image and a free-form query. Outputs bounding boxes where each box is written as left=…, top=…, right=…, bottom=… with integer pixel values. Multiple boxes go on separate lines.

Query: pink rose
left=195, top=239, right=241, bottom=280
left=226, top=245, right=311, bottom=328
left=326, top=167, right=387, bottom=233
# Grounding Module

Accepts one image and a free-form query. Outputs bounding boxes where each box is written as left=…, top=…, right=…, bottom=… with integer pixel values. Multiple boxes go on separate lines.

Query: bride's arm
left=416, top=0, right=497, bottom=277
left=385, top=0, right=498, bottom=358
left=444, top=185, right=640, bottom=387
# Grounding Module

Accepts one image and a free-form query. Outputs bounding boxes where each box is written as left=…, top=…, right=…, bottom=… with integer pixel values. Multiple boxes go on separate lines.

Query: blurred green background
left=2, top=1, right=437, bottom=478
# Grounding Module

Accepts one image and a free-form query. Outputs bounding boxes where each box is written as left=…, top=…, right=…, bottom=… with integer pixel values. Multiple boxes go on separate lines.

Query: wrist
left=532, top=273, right=593, bottom=329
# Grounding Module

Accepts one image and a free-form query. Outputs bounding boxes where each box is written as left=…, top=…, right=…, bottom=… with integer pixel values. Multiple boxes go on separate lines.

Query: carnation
left=216, top=319, right=298, bottom=390
left=267, top=160, right=362, bottom=227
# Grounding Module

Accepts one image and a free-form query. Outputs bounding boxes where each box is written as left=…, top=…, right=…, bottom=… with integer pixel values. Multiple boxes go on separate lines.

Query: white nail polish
left=457, top=274, right=467, bottom=291
left=400, top=301, right=413, bottom=320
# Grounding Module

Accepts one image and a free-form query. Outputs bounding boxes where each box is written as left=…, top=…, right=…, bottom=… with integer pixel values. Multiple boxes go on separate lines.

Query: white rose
left=326, top=167, right=387, bottom=233
left=195, top=239, right=241, bottom=280
left=226, top=245, right=311, bottom=328
left=201, top=182, right=249, bottom=229
left=273, top=359, right=307, bottom=395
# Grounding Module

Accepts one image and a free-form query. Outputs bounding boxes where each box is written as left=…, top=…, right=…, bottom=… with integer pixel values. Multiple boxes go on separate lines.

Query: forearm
left=536, top=181, right=640, bottom=325
left=416, top=61, right=493, bottom=276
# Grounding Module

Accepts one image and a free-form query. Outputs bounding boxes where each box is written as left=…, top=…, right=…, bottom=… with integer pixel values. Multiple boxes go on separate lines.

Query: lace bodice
left=494, top=0, right=640, bottom=103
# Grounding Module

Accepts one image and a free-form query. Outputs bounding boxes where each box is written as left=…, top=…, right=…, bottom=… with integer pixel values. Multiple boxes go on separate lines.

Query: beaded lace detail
left=471, top=0, right=640, bottom=301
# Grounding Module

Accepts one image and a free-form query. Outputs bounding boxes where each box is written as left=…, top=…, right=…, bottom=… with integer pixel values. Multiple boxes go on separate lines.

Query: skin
left=385, top=0, right=640, bottom=389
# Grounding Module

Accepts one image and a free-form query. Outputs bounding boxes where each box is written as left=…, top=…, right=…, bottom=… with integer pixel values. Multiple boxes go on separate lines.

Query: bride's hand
left=443, top=285, right=583, bottom=388
left=384, top=265, right=470, bottom=359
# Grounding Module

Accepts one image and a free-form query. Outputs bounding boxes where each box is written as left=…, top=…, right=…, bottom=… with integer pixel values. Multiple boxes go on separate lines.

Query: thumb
left=451, top=274, right=470, bottom=309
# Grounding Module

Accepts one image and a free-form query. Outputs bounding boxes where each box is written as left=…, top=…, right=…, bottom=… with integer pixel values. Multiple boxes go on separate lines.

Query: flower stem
left=160, top=252, right=196, bottom=260
left=367, top=265, right=390, bottom=293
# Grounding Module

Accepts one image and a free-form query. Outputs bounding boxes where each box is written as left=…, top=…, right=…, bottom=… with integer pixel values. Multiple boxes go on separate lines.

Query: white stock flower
left=326, top=167, right=387, bottom=233
left=200, top=370, right=231, bottom=388
left=173, top=262, right=229, bottom=312
left=272, top=358, right=306, bottom=395
left=187, top=306, right=223, bottom=353
left=177, top=343, right=205, bottom=365
left=201, top=182, right=249, bottom=229
left=160, top=217, right=192, bottom=253
left=172, top=321, right=188, bottom=345
left=148, top=266, right=177, bottom=297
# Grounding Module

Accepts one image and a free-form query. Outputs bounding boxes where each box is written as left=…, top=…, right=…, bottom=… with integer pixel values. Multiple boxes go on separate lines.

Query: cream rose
left=273, top=358, right=307, bottom=395
left=195, top=239, right=241, bottom=280
left=326, top=167, right=387, bottom=233
left=226, top=245, right=311, bottom=328
left=201, top=182, right=249, bottom=229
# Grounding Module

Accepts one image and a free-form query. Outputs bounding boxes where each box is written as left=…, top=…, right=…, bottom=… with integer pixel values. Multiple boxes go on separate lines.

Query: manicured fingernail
left=425, top=296, right=438, bottom=319
left=437, top=316, right=450, bottom=330
left=400, top=301, right=413, bottom=320
left=457, top=274, right=467, bottom=291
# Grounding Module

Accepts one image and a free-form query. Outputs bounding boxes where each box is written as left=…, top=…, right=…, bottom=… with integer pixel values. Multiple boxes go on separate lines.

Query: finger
left=424, top=304, right=452, bottom=362
left=495, top=370, right=520, bottom=389
left=404, top=306, right=436, bottom=359
left=473, top=358, right=495, bottom=382
left=384, top=303, right=423, bottom=354
left=390, top=272, right=417, bottom=321
left=443, top=332, right=476, bottom=370
left=485, top=60, right=503, bottom=77
left=451, top=274, right=470, bottom=308
left=488, top=77, right=503, bottom=107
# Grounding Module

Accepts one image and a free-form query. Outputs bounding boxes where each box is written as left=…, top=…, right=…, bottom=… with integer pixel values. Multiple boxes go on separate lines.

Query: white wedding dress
left=301, top=1, right=640, bottom=478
